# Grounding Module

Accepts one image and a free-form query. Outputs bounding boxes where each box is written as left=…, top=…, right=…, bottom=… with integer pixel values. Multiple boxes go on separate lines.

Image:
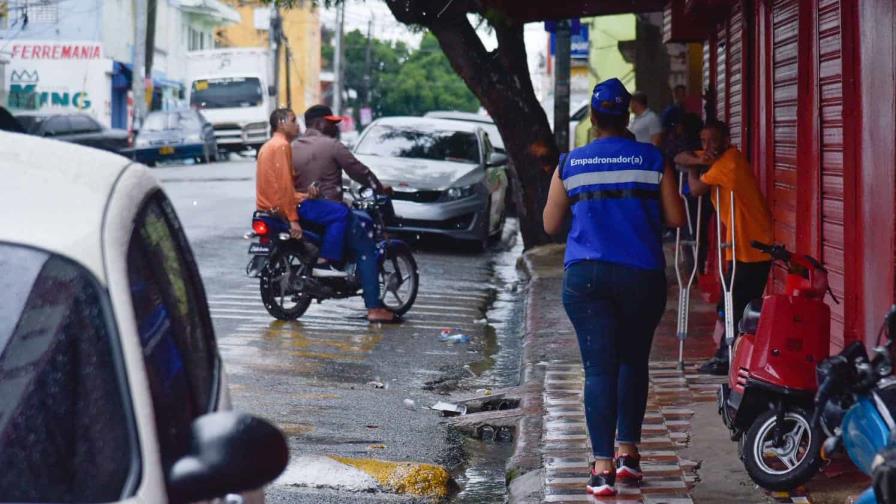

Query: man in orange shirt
left=257, top=108, right=302, bottom=239
left=676, top=120, right=774, bottom=375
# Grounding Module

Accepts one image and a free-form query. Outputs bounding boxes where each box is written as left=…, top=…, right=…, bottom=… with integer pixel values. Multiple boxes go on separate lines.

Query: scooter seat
left=739, top=299, right=763, bottom=335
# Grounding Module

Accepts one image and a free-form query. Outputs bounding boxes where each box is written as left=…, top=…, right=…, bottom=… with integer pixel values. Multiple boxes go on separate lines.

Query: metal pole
left=269, top=5, right=281, bottom=105
left=332, top=2, right=345, bottom=115
left=553, top=19, right=571, bottom=152
left=132, top=0, right=147, bottom=129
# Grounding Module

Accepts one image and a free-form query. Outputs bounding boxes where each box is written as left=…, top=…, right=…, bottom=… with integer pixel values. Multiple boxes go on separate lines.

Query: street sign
left=544, top=18, right=582, bottom=35
left=550, top=26, right=590, bottom=60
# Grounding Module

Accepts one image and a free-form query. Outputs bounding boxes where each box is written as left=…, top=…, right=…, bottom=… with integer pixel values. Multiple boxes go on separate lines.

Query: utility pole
left=553, top=19, right=571, bottom=152
left=363, top=18, right=373, bottom=107
left=332, top=2, right=345, bottom=115
left=269, top=5, right=282, bottom=106
left=145, top=0, right=157, bottom=110
left=132, top=0, right=147, bottom=129
left=284, top=38, right=292, bottom=109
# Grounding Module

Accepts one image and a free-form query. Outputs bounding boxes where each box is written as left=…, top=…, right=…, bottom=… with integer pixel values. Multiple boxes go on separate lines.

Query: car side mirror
left=268, top=85, right=277, bottom=97
left=167, top=411, right=288, bottom=503
left=486, top=152, right=508, bottom=167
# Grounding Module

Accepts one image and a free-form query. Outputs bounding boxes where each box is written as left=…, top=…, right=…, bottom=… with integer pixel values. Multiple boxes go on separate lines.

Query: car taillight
left=252, top=220, right=268, bottom=236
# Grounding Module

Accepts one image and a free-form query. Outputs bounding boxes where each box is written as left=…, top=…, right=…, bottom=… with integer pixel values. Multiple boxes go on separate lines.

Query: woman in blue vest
left=543, top=78, right=685, bottom=496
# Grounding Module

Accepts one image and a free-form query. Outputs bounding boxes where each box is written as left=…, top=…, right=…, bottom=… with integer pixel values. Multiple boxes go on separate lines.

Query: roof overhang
left=476, top=0, right=666, bottom=22
left=179, top=0, right=241, bottom=25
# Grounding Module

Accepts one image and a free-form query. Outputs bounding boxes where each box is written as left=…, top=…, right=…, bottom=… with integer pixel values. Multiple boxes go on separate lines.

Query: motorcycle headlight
left=445, top=185, right=476, bottom=201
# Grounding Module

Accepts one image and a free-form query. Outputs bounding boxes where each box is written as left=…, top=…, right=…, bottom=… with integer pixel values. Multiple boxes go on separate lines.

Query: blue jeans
left=298, top=199, right=349, bottom=262
left=347, top=211, right=383, bottom=309
left=562, top=260, right=667, bottom=459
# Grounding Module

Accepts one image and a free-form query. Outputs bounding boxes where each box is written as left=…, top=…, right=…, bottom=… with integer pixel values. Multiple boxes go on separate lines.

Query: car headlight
left=444, top=185, right=476, bottom=201
left=185, top=133, right=202, bottom=143
left=135, top=137, right=150, bottom=148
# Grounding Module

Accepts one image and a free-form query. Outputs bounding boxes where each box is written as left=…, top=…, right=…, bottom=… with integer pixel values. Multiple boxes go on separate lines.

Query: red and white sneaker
left=586, top=468, right=617, bottom=496
left=615, top=454, right=643, bottom=481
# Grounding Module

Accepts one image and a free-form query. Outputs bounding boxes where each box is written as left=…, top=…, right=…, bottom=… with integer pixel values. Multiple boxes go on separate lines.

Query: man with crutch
left=675, top=120, right=773, bottom=375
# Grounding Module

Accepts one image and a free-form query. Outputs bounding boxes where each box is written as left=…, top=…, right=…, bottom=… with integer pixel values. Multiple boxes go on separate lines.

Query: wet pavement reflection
left=161, top=161, right=526, bottom=502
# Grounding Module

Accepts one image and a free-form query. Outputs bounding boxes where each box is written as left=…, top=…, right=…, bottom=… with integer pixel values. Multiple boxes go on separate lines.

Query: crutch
left=674, top=172, right=703, bottom=371
left=716, top=186, right=737, bottom=359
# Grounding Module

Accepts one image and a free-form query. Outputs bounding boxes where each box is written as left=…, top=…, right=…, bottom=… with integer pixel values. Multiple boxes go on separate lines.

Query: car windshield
left=355, top=125, right=480, bottom=164
left=190, top=77, right=263, bottom=109
left=142, top=111, right=201, bottom=132
left=16, top=115, right=45, bottom=134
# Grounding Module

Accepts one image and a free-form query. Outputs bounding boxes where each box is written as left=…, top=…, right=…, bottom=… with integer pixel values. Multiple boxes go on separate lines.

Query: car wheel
left=145, top=159, right=156, bottom=167
left=469, top=201, right=491, bottom=252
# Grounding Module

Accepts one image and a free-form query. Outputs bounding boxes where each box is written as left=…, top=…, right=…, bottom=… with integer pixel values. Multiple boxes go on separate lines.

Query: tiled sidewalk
left=540, top=360, right=726, bottom=503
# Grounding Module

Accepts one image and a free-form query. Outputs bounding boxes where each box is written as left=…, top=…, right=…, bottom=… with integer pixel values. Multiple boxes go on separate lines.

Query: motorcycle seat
left=739, top=299, right=764, bottom=334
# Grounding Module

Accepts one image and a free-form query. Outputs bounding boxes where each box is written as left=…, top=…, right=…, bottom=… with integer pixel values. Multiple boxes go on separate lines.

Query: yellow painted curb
left=331, top=456, right=451, bottom=498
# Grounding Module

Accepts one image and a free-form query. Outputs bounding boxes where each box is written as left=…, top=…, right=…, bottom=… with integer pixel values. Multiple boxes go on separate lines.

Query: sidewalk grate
left=539, top=360, right=730, bottom=503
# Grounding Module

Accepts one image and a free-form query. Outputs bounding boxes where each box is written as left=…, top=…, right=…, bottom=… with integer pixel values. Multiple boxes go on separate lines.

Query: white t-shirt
left=629, top=109, right=662, bottom=144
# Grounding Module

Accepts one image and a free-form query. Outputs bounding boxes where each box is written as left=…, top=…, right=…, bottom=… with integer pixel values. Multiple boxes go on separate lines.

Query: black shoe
left=586, top=467, right=616, bottom=496
left=698, top=357, right=729, bottom=375
left=615, top=454, right=643, bottom=482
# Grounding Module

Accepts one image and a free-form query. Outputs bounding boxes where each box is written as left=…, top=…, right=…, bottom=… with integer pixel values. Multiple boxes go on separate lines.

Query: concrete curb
left=506, top=244, right=568, bottom=503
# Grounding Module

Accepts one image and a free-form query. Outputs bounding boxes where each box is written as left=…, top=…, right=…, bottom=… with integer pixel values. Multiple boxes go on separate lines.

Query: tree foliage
left=326, top=30, right=479, bottom=123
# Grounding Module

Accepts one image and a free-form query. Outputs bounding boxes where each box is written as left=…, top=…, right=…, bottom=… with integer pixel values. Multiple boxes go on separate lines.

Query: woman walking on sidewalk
left=543, top=78, right=686, bottom=497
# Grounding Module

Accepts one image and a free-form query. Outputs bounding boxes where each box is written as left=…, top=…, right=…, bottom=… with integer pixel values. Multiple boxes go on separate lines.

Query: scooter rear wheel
left=742, top=407, right=823, bottom=491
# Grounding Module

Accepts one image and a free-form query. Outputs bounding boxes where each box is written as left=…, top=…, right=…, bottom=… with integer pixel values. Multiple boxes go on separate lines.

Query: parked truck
left=186, top=48, right=275, bottom=154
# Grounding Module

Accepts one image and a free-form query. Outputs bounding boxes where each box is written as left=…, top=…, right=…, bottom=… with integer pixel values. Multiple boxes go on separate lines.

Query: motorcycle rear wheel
left=379, top=246, right=418, bottom=316
left=742, top=407, right=823, bottom=491
left=260, top=249, right=312, bottom=320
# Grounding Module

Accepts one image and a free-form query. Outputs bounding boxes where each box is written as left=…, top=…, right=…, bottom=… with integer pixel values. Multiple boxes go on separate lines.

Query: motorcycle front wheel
left=378, top=245, right=418, bottom=316
left=742, top=407, right=823, bottom=491
left=260, top=249, right=312, bottom=320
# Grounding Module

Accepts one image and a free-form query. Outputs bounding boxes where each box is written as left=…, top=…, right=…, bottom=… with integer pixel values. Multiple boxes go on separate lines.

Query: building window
left=4, top=0, right=59, bottom=27
left=185, top=25, right=215, bottom=51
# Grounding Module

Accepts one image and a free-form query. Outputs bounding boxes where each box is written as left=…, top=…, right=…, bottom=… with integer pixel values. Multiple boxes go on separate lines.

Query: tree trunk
left=384, top=2, right=557, bottom=248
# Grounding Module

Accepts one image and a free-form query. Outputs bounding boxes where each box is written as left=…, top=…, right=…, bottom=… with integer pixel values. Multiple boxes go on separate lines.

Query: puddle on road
left=452, top=224, right=526, bottom=503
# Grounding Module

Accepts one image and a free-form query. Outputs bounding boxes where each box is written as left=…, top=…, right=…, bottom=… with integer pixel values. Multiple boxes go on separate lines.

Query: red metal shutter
left=716, top=22, right=727, bottom=123
left=728, top=2, right=745, bottom=149
left=770, top=0, right=800, bottom=256
left=817, top=0, right=848, bottom=348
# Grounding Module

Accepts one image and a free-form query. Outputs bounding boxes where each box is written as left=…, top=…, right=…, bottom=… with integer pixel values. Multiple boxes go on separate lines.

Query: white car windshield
left=355, top=125, right=480, bottom=164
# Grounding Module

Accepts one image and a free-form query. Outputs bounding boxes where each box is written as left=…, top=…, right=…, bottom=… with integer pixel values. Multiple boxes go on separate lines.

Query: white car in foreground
left=0, top=133, right=287, bottom=503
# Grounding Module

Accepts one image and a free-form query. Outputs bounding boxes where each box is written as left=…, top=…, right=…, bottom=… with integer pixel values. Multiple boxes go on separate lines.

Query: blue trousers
left=562, top=260, right=667, bottom=459
left=347, top=211, right=383, bottom=309
left=298, top=199, right=349, bottom=262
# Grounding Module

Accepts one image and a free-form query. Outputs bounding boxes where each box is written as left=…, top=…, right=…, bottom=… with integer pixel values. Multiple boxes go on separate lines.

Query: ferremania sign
left=5, top=41, right=113, bottom=126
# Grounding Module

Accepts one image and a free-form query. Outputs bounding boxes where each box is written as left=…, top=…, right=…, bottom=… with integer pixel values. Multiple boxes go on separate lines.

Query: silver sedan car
left=353, top=116, right=508, bottom=249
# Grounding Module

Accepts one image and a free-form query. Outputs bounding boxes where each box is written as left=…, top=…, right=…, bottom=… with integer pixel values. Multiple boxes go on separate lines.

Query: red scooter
left=719, top=241, right=838, bottom=490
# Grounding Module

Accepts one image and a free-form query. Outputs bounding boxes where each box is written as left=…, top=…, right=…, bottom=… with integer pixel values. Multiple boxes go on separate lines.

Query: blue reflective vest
left=561, top=136, right=666, bottom=271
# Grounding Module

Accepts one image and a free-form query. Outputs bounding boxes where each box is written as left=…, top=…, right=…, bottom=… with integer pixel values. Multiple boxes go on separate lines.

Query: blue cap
left=591, top=78, right=631, bottom=116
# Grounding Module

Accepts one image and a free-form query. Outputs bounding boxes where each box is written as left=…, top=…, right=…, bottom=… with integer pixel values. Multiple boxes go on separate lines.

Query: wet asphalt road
left=157, top=158, right=523, bottom=503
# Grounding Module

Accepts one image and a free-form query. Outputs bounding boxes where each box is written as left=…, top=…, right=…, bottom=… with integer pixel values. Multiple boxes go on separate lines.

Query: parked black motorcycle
left=245, top=188, right=418, bottom=320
